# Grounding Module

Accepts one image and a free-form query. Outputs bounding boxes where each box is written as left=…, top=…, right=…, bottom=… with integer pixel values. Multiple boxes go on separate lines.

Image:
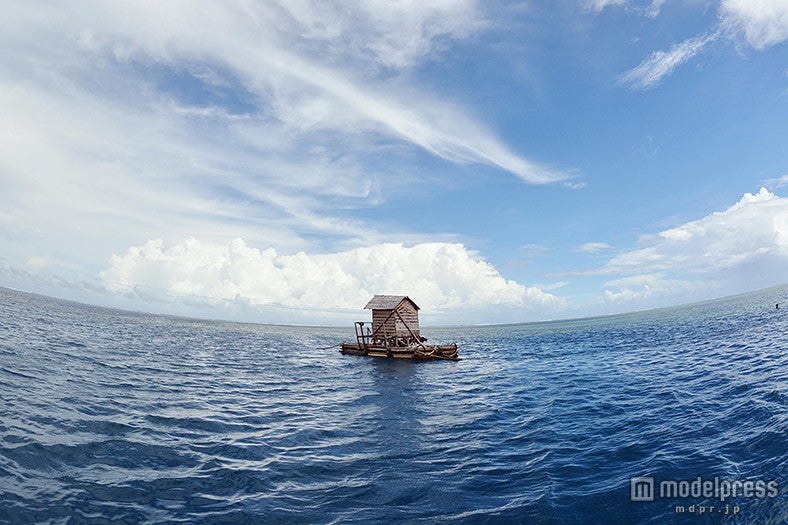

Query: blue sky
left=1, top=0, right=786, bottom=325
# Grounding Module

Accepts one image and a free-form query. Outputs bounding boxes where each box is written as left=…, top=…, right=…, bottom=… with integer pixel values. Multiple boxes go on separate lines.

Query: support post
left=394, top=309, right=425, bottom=350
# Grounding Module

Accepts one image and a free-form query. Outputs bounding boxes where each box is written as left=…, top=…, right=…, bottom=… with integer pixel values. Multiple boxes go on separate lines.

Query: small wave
left=0, top=366, right=37, bottom=380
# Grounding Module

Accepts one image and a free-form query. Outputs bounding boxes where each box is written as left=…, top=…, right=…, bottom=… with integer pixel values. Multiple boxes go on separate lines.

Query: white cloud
left=720, top=0, right=788, bottom=49
left=0, top=0, right=567, bottom=288
left=100, top=239, right=563, bottom=322
left=584, top=0, right=667, bottom=17
left=273, top=1, right=482, bottom=69
left=576, top=242, right=612, bottom=253
left=763, top=174, right=788, bottom=190
left=620, top=33, right=718, bottom=89
left=644, top=0, right=668, bottom=19
left=520, top=243, right=550, bottom=258
left=591, top=189, right=787, bottom=308
left=614, top=0, right=787, bottom=89
left=1, top=1, right=563, bottom=185
left=25, top=256, right=48, bottom=271
left=602, top=272, right=695, bottom=303
left=605, top=272, right=665, bottom=288
left=584, top=0, right=628, bottom=13
left=605, top=188, right=788, bottom=289
left=536, top=281, right=570, bottom=292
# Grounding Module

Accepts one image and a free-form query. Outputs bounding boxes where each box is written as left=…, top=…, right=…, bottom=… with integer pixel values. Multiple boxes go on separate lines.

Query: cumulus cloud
left=619, top=33, right=718, bottom=89
left=101, top=239, right=562, bottom=320
left=608, top=188, right=787, bottom=271
left=720, top=0, right=788, bottom=49
left=602, top=188, right=788, bottom=301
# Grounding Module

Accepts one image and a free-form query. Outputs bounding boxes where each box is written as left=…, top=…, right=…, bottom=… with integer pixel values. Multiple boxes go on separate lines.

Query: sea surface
left=1, top=285, right=786, bottom=524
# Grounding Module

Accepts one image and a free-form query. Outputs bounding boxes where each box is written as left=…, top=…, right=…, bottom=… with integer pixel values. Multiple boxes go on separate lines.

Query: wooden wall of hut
left=372, top=303, right=420, bottom=342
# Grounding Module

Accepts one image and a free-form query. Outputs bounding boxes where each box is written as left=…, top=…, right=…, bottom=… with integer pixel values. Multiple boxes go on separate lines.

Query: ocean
left=0, top=285, right=786, bottom=524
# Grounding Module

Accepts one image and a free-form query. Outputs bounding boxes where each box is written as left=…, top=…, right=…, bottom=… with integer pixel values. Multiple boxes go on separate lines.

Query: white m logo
left=630, top=477, right=655, bottom=502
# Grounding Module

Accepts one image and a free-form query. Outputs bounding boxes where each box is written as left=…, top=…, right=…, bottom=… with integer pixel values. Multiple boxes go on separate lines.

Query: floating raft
left=340, top=295, right=460, bottom=361
left=340, top=342, right=459, bottom=360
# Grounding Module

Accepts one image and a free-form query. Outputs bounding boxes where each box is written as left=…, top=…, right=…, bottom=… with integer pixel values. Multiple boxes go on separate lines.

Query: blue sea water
left=0, top=286, right=786, bottom=524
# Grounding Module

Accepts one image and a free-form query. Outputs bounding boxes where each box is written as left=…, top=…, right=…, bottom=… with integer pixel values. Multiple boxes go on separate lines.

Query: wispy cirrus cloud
left=576, top=242, right=612, bottom=253
left=603, top=0, right=788, bottom=89
left=584, top=0, right=667, bottom=17
left=763, top=175, right=788, bottom=190
left=644, top=0, right=668, bottom=18
left=619, top=32, right=718, bottom=89
left=2, top=1, right=564, bottom=199
left=584, top=0, right=627, bottom=13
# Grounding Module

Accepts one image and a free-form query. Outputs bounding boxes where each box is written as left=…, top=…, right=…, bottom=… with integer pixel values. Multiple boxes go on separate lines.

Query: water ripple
left=1, top=286, right=786, bottom=523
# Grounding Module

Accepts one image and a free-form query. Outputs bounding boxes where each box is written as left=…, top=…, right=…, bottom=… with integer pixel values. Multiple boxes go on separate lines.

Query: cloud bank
left=101, top=239, right=562, bottom=322
left=603, top=188, right=788, bottom=304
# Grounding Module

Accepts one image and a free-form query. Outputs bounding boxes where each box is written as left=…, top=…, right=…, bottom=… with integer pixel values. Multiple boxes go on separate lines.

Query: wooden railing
left=354, top=321, right=372, bottom=349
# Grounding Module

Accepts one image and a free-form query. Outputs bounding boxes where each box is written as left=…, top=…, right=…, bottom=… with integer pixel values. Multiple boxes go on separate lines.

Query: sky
left=1, top=0, right=786, bottom=325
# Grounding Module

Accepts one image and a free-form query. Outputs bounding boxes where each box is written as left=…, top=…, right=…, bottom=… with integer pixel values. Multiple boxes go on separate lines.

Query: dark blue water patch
left=0, top=285, right=786, bottom=524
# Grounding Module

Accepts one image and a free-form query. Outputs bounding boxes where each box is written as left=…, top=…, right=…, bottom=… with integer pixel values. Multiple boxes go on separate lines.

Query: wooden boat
left=340, top=295, right=459, bottom=361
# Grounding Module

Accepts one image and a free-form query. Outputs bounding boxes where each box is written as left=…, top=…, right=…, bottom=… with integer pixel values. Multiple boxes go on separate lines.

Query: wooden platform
left=340, top=342, right=459, bottom=360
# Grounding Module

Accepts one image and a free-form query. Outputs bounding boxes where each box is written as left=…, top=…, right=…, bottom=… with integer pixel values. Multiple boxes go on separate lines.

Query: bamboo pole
left=368, top=308, right=398, bottom=344
left=394, top=309, right=425, bottom=350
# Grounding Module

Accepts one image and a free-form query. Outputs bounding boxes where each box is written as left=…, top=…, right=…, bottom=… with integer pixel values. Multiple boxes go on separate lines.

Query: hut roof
left=364, top=295, right=420, bottom=311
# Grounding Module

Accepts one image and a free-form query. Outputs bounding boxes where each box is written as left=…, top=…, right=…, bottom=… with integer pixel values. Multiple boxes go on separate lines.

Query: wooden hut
left=340, top=295, right=459, bottom=360
left=365, top=295, right=420, bottom=346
